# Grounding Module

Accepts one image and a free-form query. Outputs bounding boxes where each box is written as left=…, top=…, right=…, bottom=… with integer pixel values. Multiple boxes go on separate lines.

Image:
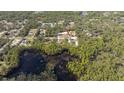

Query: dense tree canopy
left=1, top=12, right=124, bottom=80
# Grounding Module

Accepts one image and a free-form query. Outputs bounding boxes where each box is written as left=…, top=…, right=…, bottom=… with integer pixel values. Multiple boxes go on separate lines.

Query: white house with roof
left=57, top=31, right=78, bottom=46
left=58, top=20, right=65, bottom=25
left=10, top=37, right=23, bottom=47
left=39, top=29, right=47, bottom=36
left=41, top=23, right=56, bottom=28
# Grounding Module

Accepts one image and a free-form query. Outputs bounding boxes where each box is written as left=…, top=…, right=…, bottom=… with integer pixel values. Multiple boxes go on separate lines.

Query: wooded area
left=0, top=11, right=124, bottom=80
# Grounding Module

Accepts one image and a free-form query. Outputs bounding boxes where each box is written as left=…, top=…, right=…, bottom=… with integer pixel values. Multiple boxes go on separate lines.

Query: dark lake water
left=6, top=49, right=47, bottom=77
left=19, top=49, right=46, bottom=74
left=6, top=48, right=78, bottom=81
